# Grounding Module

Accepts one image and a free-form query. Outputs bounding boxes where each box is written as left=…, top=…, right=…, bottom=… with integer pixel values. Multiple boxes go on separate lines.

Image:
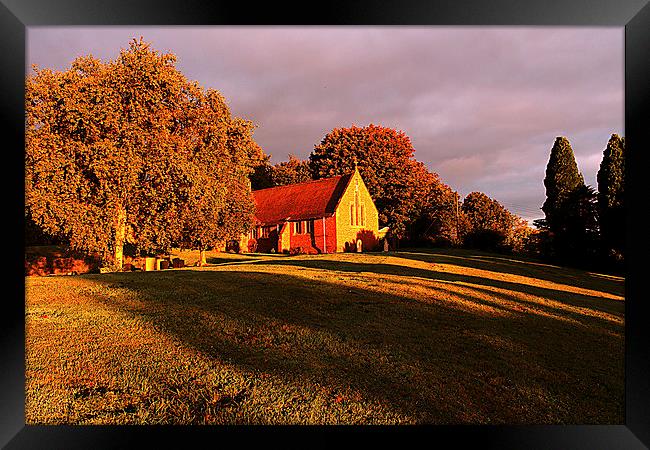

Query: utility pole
left=455, top=192, right=460, bottom=245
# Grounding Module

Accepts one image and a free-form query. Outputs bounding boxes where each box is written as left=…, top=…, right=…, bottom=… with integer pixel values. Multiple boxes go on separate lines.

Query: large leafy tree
left=249, top=153, right=275, bottom=190
left=460, top=191, right=517, bottom=250
left=270, top=154, right=312, bottom=187
left=541, top=136, right=585, bottom=233
left=309, top=124, right=431, bottom=237
left=411, top=174, right=460, bottom=245
left=461, top=192, right=514, bottom=234
left=597, top=134, right=625, bottom=258
left=26, top=39, right=260, bottom=269
left=175, top=93, right=263, bottom=265
left=249, top=154, right=311, bottom=190
left=250, top=154, right=313, bottom=190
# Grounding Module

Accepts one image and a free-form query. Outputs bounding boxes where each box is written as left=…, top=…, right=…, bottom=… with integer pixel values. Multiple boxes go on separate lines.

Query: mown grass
left=25, top=248, right=624, bottom=424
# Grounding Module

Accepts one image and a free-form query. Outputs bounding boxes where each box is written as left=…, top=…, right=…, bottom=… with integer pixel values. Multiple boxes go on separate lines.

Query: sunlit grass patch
left=26, top=248, right=624, bottom=424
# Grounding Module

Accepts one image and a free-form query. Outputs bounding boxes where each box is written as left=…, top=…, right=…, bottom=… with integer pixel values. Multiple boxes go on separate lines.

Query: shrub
left=463, top=229, right=508, bottom=252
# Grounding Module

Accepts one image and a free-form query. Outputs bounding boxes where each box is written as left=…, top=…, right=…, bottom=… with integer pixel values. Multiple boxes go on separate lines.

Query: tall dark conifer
left=597, top=134, right=625, bottom=258
left=557, top=184, right=600, bottom=264
left=541, top=137, right=585, bottom=232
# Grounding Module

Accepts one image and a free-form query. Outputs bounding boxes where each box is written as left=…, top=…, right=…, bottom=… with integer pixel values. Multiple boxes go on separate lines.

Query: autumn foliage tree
left=175, top=93, right=263, bottom=265
left=25, top=39, right=261, bottom=269
left=410, top=175, right=460, bottom=246
left=271, top=154, right=313, bottom=187
left=462, top=192, right=514, bottom=234
left=309, top=124, right=433, bottom=237
left=460, top=191, right=517, bottom=251
left=250, top=154, right=313, bottom=190
left=508, top=216, right=536, bottom=254
left=249, top=153, right=275, bottom=190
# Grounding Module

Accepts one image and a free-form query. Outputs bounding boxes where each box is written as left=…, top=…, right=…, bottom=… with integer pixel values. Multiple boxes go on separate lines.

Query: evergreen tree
left=539, top=137, right=602, bottom=267
left=541, top=137, right=585, bottom=233
left=597, top=134, right=625, bottom=259
left=555, top=184, right=600, bottom=265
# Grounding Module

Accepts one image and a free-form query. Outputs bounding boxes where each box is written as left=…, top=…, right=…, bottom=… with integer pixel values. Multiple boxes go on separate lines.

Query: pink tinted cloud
left=27, top=26, right=623, bottom=222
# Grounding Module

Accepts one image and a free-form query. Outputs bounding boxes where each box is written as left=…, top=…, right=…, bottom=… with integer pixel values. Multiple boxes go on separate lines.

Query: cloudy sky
left=27, top=26, right=624, bottom=223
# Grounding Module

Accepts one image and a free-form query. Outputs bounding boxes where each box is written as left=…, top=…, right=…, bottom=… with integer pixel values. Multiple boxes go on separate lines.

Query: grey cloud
left=27, top=26, right=623, bottom=224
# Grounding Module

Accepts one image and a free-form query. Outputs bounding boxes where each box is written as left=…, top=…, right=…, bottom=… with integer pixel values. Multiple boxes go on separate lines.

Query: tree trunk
left=199, top=248, right=206, bottom=267
left=113, top=207, right=127, bottom=270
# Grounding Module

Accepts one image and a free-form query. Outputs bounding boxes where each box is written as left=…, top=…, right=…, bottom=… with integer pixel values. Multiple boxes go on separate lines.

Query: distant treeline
left=250, top=124, right=534, bottom=255
left=252, top=128, right=624, bottom=273
left=24, top=38, right=624, bottom=274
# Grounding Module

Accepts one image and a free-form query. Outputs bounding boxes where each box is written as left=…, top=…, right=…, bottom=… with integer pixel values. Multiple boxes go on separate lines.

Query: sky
left=27, top=26, right=624, bottom=224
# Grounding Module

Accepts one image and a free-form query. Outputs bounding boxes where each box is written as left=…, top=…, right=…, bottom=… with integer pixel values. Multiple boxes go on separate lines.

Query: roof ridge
left=252, top=174, right=345, bottom=192
left=251, top=172, right=354, bottom=225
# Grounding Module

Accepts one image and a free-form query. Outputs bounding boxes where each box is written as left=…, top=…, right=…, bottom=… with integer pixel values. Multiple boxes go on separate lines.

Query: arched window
left=353, top=182, right=361, bottom=227
left=355, top=191, right=360, bottom=226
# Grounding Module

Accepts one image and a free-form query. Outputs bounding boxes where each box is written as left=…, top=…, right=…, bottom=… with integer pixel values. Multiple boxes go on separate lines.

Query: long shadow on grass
left=249, top=257, right=624, bottom=319
left=87, top=268, right=624, bottom=424
left=370, top=274, right=623, bottom=336
left=393, top=249, right=624, bottom=297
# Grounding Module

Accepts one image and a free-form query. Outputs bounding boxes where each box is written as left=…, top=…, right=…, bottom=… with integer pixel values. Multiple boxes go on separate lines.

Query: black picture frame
left=2, top=0, right=648, bottom=448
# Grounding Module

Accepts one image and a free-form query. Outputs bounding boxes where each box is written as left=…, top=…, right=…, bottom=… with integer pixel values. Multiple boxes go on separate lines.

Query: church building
left=243, top=168, right=379, bottom=254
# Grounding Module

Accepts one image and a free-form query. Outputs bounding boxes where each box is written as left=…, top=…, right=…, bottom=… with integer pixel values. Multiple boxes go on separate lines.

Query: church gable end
left=334, top=169, right=380, bottom=252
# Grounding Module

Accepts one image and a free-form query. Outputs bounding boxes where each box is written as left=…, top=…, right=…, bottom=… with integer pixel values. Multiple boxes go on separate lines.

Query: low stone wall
left=25, top=246, right=102, bottom=276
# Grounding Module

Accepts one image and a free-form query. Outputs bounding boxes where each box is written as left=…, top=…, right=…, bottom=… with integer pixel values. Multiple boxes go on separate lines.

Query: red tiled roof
left=252, top=174, right=352, bottom=225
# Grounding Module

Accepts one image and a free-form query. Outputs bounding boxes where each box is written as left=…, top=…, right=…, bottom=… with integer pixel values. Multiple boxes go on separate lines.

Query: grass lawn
left=25, top=248, right=624, bottom=424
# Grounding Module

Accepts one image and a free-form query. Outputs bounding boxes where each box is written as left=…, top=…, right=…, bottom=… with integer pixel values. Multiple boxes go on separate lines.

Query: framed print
left=2, top=0, right=649, bottom=447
